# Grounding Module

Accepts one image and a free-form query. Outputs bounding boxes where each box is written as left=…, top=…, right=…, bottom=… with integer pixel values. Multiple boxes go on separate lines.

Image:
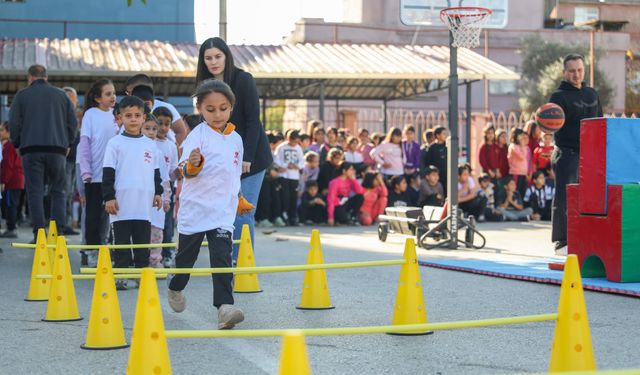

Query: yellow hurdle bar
left=165, top=313, right=558, bottom=338
left=34, top=273, right=213, bottom=280
left=80, top=259, right=407, bottom=275
left=12, top=240, right=239, bottom=249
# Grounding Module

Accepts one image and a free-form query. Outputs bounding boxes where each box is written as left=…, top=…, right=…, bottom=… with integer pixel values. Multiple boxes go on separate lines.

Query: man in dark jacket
left=9, top=65, right=77, bottom=237
left=548, top=54, right=602, bottom=255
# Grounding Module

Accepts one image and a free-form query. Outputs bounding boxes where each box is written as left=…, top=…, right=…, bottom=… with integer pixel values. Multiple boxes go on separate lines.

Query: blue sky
left=194, top=0, right=344, bottom=45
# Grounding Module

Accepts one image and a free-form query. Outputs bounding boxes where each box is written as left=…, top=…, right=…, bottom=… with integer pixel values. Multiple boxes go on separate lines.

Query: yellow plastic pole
left=13, top=241, right=240, bottom=249
left=81, top=259, right=406, bottom=275
left=35, top=273, right=213, bottom=280
left=165, top=313, right=558, bottom=339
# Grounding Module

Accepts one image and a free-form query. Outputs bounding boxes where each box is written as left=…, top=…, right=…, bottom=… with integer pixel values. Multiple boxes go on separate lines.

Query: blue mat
left=419, top=258, right=640, bottom=297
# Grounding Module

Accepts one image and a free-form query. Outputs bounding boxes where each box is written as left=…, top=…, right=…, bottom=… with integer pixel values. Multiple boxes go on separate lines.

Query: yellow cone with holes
left=278, top=330, right=312, bottom=375
left=127, top=268, right=172, bottom=374
left=234, top=224, right=262, bottom=293
left=43, top=236, right=82, bottom=322
left=549, top=254, right=596, bottom=372
left=25, top=228, right=52, bottom=301
left=389, top=238, right=431, bottom=335
left=47, top=220, right=58, bottom=268
left=297, top=230, right=333, bottom=310
left=81, top=246, right=128, bottom=350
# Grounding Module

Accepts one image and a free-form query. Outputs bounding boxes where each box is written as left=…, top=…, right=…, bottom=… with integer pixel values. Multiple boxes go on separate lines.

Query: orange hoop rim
left=440, top=6, right=492, bottom=22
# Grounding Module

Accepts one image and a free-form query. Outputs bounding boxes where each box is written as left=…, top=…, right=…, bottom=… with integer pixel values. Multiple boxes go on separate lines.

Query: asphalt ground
left=1, top=222, right=639, bottom=374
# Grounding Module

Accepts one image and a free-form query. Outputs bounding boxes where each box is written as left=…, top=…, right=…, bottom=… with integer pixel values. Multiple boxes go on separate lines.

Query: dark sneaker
left=115, top=280, right=128, bottom=291
left=0, top=230, right=18, bottom=238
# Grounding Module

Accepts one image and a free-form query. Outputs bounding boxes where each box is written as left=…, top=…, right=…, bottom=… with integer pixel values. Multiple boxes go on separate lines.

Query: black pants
left=85, top=183, right=110, bottom=245
left=111, top=220, right=151, bottom=269
left=299, top=202, right=327, bottom=224
left=162, top=185, right=176, bottom=258
left=334, top=194, right=364, bottom=224
left=280, top=178, right=299, bottom=224
left=513, top=175, right=528, bottom=199
left=531, top=198, right=552, bottom=221
left=22, top=152, right=66, bottom=232
left=1, top=189, right=22, bottom=230
left=169, top=229, right=234, bottom=308
left=551, top=147, right=580, bottom=243
left=460, top=195, right=487, bottom=219
left=256, top=177, right=282, bottom=222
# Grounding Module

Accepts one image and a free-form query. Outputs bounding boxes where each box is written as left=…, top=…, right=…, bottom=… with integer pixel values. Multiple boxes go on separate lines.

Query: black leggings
left=168, top=229, right=234, bottom=308
left=111, top=220, right=151, bottom=269
left=85, top=183, right=109, bottom=245
left=334, top=194, right=364, bottom=224
left=280, top=178, right=299, bottom=224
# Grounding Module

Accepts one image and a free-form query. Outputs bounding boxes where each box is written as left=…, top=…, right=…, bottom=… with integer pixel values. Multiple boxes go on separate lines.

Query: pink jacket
left=508, top=144, right=532, bottom=176
left=327, top=177, right=365, bottom=220
left=370, top=142, right=405, bottom=176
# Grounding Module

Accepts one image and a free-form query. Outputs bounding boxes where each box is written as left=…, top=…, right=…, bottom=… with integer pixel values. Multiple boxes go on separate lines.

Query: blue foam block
left=606, top=118, right=640, bottom=185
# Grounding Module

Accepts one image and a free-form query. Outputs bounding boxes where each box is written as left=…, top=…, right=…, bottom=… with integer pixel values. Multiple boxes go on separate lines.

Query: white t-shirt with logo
left=178, top=122, right=243, bottom=235
left=80, top=107, right=119, bottom=182
left=274, top=143, right=305, bottom=180
left=103, top=133, right=160, bottom=223
left=150, top=142, right=170, bottom=229
left=155, top=138, right=179, bottom=181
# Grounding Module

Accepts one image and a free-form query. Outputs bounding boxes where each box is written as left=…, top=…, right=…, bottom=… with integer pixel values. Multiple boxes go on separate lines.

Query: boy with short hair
left=274, top=129, right=305, bottom=226
left=418, top=165, right=444, bottom=207
left=299, top=133, right=311, bottom=152
left=524, top=171, right=555, bottom=221
left=131, top=85, right=155, bottom=113
left=477, top=174, right=504, bottom=222
left=496, top=179, right=533, bottom=222
left=298, top=180, right=327, bottom=224
left=299, top=151, right=320, bottom=195
left=422, top=126, right=448, bottom=194
left=102, top=96, right=163, bottom=289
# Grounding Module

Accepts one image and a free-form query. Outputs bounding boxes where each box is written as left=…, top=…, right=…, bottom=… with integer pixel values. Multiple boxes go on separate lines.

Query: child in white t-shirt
left=102, top=96, right=163, bottom=290
left=167, top=79, right=245, bottom=330
left=274, top=130, right=305, bottom=225
left=141, top=116, right=171, bottom=268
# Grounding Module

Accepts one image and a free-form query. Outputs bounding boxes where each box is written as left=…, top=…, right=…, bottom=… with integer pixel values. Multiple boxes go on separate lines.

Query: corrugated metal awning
left=0, top=38, right=519, bottom=99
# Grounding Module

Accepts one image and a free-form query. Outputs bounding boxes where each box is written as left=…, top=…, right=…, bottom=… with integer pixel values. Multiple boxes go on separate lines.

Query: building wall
left=0, top=0, right=195, bottom=42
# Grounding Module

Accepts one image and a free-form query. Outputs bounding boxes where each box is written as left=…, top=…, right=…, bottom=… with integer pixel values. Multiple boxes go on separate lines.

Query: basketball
left=535, top=103, right=565, bottom=133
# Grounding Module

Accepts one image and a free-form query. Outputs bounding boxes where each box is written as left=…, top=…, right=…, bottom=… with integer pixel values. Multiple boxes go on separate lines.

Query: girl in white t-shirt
left=167, top=79, right=245, bottom=330
left=77, top=79, right=118, bottom=266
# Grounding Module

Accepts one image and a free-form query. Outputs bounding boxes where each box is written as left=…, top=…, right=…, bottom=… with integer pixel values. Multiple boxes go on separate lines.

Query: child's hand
left=328, top=218, right=335, bottom=226
left=188, top=148, right=202, bottom=167
left=277, top=167, right=287, bottom=173
left=105, top=199, right=119, bottom=215
left=153, top=195, right=162, bottom=210
left=163, top=201, right=170, bottom=213
left=382, top=162, right=392, bottom=168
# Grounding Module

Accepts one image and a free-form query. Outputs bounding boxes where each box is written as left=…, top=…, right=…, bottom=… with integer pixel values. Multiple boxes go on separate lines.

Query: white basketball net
left=440, top=7, right=492, bottom=48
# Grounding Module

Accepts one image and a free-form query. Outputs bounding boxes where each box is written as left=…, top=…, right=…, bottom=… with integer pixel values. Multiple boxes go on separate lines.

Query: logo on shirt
left=233, top=151, right=240, bottom=167
left=215, top=228, right=230, bottom=239
left=144, top=150, right=153, bottom=164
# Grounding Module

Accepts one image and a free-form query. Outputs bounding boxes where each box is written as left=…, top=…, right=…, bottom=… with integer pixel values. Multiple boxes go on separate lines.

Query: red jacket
left=496, top=144, right=509, bottom=178
left=533, top=145, right=554, bottom=170
left=1, top=142, right=25, bottom=189
left=478, top=143, right=499, bottom=173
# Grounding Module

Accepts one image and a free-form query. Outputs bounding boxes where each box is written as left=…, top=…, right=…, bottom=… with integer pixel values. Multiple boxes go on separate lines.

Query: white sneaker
left=87, top=251, right=98, bottom=268
left=274, top=217, right=286, bottom=227
left=555, top=245, right=568, bottom=256
left=257, top=219, right=274, bottom=228
left=218, top=304, right=244, bottom=329
left=168, top=289, right=186, bottom=313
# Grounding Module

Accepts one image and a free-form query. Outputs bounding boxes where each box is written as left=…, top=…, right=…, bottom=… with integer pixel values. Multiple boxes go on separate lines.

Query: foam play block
left=568, top=184, right=640, bottom=283
left=606, top=118, right=640, bottom=186
left=578, top=118, right=607, bottom=215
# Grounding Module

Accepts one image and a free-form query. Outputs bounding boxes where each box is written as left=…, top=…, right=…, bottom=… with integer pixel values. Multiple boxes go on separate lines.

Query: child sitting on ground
left=524, top=170, right=555, bottom=221
left=327, top=162, right=364, bottom=226
left=406, top=172, right=421, bottom=207
left=418, top=165, right=444, bottom=207
left=458, top=164, right=486, bottom=219
left=496, top=179, right=534, bottom=222
left=359, top=172, right=388, bottom=225
left=477, top=174, right=504, bottom=222
left=102, top=96, right=163, bottom=290
left=298, top=180, right=327, bottom=225
left=299, top=151, right=320, bottom=196
left=387, top=175, right=411, bottom=207
left=167, top=79, right=245, bottom=330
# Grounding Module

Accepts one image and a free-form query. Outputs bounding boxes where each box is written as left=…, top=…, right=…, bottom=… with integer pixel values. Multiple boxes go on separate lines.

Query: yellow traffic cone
left=389, top=238, right=431, bottom=335
left=127, top=268, right=172, bottom=374
left=43, top=236, right=82, bottom=322
left=47, top=220, right=58, bottom=269
left=297, top=230, right=333, bottom=310
left=549, top=254, right=596, bottom=372
left=278, top=330, right=312, bottom=375
left=81, top=246, right=129, bottom=350
left=25, top=228, right=52, bottom=301
left=234, top=224, right=262, bottom=293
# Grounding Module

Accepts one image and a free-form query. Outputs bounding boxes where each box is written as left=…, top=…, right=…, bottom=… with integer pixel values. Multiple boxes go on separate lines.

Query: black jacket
left=228, top=68, right=273, bottom=177
left=549, top=80, right=603, bottom=150
left=425, top=143, right=447, bottom=183
left=9, top=79, right=77, bottom=155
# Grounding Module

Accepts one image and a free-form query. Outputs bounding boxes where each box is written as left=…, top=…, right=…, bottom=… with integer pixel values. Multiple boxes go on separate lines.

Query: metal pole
left=63, top=21, right=68, bottom=38
left=219, top=0, right=227, bottom=40
left=262, top=97, right=267, bottom=128
left=483, top=29, right=489, bottom=113
left=589, top=29, right=595, bottom=87
left=447, top=31, right=459, bottom=249
left=383, top=99, right=388, bottom=133
left=163, top=79, right=169, bottom=102
left=319, top=81, right=325, bottom=122
left=466, top=81, right=472, bottom=164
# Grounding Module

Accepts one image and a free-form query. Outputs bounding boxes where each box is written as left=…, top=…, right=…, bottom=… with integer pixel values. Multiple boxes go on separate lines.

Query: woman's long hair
left=196, top=37, right=236, bottom=85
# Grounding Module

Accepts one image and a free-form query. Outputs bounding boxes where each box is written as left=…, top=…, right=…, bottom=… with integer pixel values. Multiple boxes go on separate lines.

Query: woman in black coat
left=196, top=37, right=272, bottom=260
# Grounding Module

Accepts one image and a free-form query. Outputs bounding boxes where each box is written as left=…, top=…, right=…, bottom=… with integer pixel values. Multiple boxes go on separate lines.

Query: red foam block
left=568, top=184, right=623, bottom=282
left=579, top=118, right=608, bottom=215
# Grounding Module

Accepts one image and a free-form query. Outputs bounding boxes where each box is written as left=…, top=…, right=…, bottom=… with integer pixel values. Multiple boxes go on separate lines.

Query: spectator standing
left=402, top=125, right=420, bottom=175
left=309, top=127, right=326, bottom=155
left=423, top=126, right=448, bottom=195
left=370, top=127, right=405, bottom=179
left=344, top=136, right=365, bottom=175
left=358, top=129, right=376, bottom=169
left=274, top=130, right=305, bottom=226
left=524, top=120, right=542, bottom=157
left=62, top=86, right=81, bottom=236
left=9, top=65, right=77, bottom=239
left=478, top=124, right=499, bottom=179
left=533, top=133, right=555, bottom=173
left=419, top=129, right=434, bottom=177
left=0, top=122, right=24, bottom=237
left=508, top=128, right=532, bottom=198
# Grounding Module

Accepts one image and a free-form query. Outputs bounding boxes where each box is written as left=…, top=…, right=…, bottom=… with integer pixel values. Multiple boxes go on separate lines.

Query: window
left=489, top=65, right=518, bottom=95
left=575, top=7, right=599, bottom=25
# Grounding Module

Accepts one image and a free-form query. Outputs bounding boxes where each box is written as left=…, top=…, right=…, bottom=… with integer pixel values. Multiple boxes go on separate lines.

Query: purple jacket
left=403, top=141, right=420, bottom=170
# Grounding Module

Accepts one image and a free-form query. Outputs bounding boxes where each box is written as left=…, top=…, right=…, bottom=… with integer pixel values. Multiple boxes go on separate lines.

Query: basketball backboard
left=400, top=0, right=508, bottom=29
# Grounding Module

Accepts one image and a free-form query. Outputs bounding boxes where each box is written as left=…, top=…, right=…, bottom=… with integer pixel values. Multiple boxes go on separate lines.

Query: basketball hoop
left=440, top=7, right=492, bottom=48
